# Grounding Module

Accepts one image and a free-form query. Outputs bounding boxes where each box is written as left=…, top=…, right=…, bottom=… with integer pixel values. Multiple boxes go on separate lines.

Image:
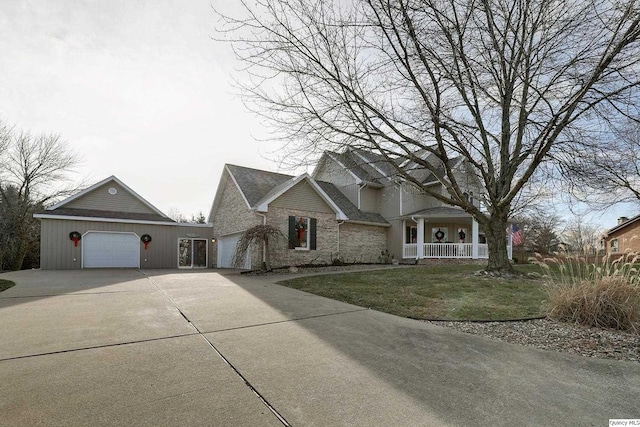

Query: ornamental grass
left=532, top=252, right=640, bottom=332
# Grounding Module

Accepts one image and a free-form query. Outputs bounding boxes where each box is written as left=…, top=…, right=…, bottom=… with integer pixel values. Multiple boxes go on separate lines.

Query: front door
left=178, top=238, right=208, bottom=268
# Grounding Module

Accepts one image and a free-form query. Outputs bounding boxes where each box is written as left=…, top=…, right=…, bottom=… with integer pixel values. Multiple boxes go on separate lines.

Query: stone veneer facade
left=211, top=177, right=262, bottom=266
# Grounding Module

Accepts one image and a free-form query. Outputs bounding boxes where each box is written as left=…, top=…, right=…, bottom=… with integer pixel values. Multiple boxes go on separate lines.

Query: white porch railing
left=403, top=243, right=490, bottom=259
left=403, top=243, right=417, bottom=258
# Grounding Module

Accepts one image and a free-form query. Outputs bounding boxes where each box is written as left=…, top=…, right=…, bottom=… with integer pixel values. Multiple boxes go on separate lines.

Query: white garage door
left=83, top=232, right=140, bottom=268
left=218, top=233, right=250, bottom=269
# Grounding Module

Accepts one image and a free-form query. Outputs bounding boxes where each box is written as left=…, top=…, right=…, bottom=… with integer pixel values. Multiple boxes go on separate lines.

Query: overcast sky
left=0, top=1, right=634, bottom=230
left=0, top=0, right=284, bottom=219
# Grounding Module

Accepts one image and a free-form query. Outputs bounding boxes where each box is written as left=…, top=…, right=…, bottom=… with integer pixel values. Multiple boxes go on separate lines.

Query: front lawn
left=279, top=264, right=546, bottom=321
left=0, top=279, right=15, bottom=293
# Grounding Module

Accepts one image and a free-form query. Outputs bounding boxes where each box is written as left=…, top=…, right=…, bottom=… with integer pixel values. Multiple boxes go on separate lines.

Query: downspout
left=337, top=220, right=344, bottom=260
left=255, top=212, right=267, bottom=266
left=357, top=182, right=366, bottom=209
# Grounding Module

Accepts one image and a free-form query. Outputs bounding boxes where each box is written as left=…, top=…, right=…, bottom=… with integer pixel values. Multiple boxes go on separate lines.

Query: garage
left=218, top=233, right=250, bottom=269
left=82, top=232, right=140, bottom=268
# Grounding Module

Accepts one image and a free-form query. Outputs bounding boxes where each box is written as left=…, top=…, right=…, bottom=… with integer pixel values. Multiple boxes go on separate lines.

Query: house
left=601, top=216, right=640, bottom=255
left=208, top=164, right=389, bottom=269
left=35, top=147, right=516, bottom=270
left=209, top=148, right=515, bottom=269
left=34, top=176, right=213, bottom=269
left=312, top=148, right=508, bottom=263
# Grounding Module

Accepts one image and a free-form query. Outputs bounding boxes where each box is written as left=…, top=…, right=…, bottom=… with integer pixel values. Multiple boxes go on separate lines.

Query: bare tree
left=0, top=125, right=79, bottom=270
left=214, top=0, right=640, bottom=273
left=559, top=117, right=640, bottom=208
left=167, top=207, right=188, bottom=223
left=232, top=224, right=286, bottom=271
left=561, top=215, right=603, bottom=255
left=517, top=210, right=562, bottom=255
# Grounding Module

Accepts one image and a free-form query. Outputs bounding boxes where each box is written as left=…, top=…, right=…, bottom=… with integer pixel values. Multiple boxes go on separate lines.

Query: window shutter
left=288, top=216, right=296, bottom=249
left=310, top=218, right=317, bottom=250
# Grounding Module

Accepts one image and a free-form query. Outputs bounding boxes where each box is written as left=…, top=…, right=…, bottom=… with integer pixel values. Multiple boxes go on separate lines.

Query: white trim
left=225, top=164, right=253, bottom=209
left=345, top=220, right=391, bottom=228
left=34, top=213, right=213, bottom=227
left=255, top=173, right=348, bottom=220
left=322, top=152, right=362, bottom=183
left=352, top=150, right=389, bottom=178
left=47, top=175, right=169, bottom=218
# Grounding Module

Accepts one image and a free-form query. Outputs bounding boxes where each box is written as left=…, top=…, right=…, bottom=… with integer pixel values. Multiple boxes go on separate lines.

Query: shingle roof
left=36, top=208, right=176, bottom=223
left=226, top=164, right=294, bottom=207
left=315, top=181, right=389, bottom=225
left=403, top=206, right=471, bottom=218
left=227, top=164, right=388, bottom=226
left=326, top=151, right=382, bottom=183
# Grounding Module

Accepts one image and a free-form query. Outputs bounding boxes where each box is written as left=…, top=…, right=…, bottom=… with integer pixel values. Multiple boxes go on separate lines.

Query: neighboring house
left=208, top=164, right=389, bottom=269
left=209, top=148, right=515, bottom=268
left=601, top=216, right=640, bottom=255
left=34, top=176, right=213, bottom=269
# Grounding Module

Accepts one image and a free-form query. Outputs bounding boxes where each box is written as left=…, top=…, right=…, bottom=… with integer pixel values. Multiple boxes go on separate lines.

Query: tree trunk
left=483, top=214, right=515, bottom=274
left=11, top=240, right=28, bottom=271
left=263, top=236, right=271, bottom=271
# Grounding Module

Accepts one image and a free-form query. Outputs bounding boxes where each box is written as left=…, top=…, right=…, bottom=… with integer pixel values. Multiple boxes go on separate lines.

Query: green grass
left=279, top=264, right=547, bottom=321
left=0, top=279, right=15, bottom=293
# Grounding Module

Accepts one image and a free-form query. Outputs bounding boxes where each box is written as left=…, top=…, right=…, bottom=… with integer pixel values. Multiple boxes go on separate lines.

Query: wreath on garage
left=69, top=231, right=82, bottom=247
left=141, top=234, right=152, bottom=250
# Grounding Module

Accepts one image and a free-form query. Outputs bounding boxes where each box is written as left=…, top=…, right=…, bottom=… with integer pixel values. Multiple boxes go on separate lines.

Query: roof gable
left=47, top=176, right=170, bottom=219
left=227, top=164, right=293, bottom=207
left=255, top=173, right=348, bottom=220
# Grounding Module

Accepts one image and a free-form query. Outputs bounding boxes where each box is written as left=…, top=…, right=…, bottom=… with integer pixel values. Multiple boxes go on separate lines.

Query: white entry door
left=217, top=233, right=250, bottom=269
left=83, top=232, right=140, bottom=268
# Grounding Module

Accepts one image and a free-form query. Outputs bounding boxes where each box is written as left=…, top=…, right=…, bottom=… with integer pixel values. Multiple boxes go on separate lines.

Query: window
left=610, top=239, right=619, bottom=253
left=288, top=216, right=317, bottom=250
left=406, top=226, right=417, bottom=244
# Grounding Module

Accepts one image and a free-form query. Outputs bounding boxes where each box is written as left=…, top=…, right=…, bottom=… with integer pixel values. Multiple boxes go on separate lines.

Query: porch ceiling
left=403, top=207, right=473, bottom=223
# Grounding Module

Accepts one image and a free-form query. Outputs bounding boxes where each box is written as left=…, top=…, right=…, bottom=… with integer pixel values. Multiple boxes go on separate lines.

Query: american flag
left=511, top=224, right=524, bottom=246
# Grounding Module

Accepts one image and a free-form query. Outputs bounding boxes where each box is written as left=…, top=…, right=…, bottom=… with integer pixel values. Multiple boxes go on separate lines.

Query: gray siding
left=40, top=218, right=212, bottom=269
left=271, top=181, right=334, bottom=214
left=359, top=186, right=380, bottom=213
left=379, top=185, right=400, bottom=218
left=386, top=219, right=404, bottom=261
left=66, top=182, right=158, bottom=214
left=402, top=184, right=440, bottom=215
left=314, top=156, right=359, bottom=206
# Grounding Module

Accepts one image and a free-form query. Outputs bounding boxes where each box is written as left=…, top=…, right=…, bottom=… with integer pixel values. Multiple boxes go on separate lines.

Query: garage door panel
left=83, top=232, right=140, bottom=268
left=218, top=233, right=250, bottom=269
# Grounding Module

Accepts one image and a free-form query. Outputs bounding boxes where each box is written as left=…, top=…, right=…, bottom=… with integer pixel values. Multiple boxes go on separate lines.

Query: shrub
left=533, top=252, right=640, bottom=332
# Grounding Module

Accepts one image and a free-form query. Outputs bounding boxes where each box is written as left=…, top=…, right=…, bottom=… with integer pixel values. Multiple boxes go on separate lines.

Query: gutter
left=345, top=220, right=391, bottom=228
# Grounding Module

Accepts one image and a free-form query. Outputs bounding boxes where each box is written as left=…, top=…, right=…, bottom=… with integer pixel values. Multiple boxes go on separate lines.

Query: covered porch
left=401, top=207, right=513, bottom=260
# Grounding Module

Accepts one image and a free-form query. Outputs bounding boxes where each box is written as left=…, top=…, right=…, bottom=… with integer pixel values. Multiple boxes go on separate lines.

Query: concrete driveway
left=0, top=269, right=638, bottom=426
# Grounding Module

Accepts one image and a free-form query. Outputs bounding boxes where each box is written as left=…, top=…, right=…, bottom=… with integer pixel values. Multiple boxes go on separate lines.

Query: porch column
left=417, top=218, right=425, bottom=259
left=472, top=218, right=479, bottom=259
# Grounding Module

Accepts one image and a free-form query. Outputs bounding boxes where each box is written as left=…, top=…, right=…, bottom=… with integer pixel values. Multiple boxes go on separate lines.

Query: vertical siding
left=386, top=219, right=404, bottom=261
left=39, top=219, right=212, bottom=269
left=65, top=182, right=158, bottom=214
left=271, top=181, right=334, bottom=213
left=402, top=184, right=439, bottom=215
left=379, top=185, right=400, bottom=218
